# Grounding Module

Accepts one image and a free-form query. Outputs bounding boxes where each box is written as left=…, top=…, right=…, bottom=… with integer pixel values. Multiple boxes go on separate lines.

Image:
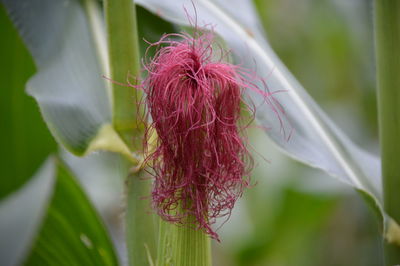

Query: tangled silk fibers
left=143, top=32, right=256, bottom=240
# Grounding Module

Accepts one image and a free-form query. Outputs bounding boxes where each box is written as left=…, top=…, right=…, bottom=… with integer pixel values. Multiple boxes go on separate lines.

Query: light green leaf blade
left=135, top=0, right=386, bottom=230
left=24, top=159, right=119, bottom=266
left=1, top=0, right=131, bottom=156
left=60, top=150, right=129, bottom=263
left=61, top=150, right=128, bottom=215
left=0, top=158, right=56, bottom=266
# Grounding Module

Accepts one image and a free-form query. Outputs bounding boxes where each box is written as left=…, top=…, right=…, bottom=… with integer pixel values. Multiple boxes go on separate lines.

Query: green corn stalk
left=103, top=0, right=156, bottom=265
left=374, top=0, right=400, bottom=264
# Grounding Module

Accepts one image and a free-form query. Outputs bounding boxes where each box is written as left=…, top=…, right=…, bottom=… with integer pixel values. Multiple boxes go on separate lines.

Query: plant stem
left=103, top=1, right=154, bottom=265
left=374, top=0, right=400, bottom=264
left=104, top=0, right=142, bottom=150
left=126, top=171, right=156, bottom=266
left=157, top=216, right=212, bottom=266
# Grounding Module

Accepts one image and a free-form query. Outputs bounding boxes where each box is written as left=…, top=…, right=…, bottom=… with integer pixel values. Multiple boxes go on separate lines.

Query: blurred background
left=0, top=0, right=383, bottom=265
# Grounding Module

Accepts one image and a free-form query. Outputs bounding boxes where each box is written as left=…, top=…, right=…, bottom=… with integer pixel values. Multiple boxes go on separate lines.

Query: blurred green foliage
left=237, top=188, right=337, bottom=266
left=0, top=4, right=56, bottom=199
left=254, top=0, right=378, bottom=141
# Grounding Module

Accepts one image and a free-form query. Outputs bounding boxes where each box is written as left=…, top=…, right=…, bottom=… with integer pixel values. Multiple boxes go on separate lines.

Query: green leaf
left=1, top=0, right=131, bottom=157
left=0, top=4, right=56, bottom=198
left=24, top=159, right=119, bottom=266
left=135, top=0, right=385, bottom=232
left=0, top=158, right=56, bottom=266
left=0, top=156, right=119, bottom=266
left=60, top=150, right=128, bottom=215
left=136, top=5, right=176, bottom=58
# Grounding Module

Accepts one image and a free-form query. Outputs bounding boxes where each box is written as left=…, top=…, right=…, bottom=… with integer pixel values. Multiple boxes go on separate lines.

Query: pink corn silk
left=142, top=32, right=257, bottom=240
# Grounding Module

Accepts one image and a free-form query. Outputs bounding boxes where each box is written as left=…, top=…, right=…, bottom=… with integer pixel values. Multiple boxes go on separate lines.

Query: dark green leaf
left=136, top=5, right=176, bottom=58
left=0, top=4, right=56, bottom=198
left=25, top=160, right=119, bottom=266
left=0, top=158, right=56, bottom=266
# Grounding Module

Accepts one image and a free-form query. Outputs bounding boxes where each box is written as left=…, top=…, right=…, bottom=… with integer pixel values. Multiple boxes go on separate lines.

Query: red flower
left=142, top=31, right=255, bottom=240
